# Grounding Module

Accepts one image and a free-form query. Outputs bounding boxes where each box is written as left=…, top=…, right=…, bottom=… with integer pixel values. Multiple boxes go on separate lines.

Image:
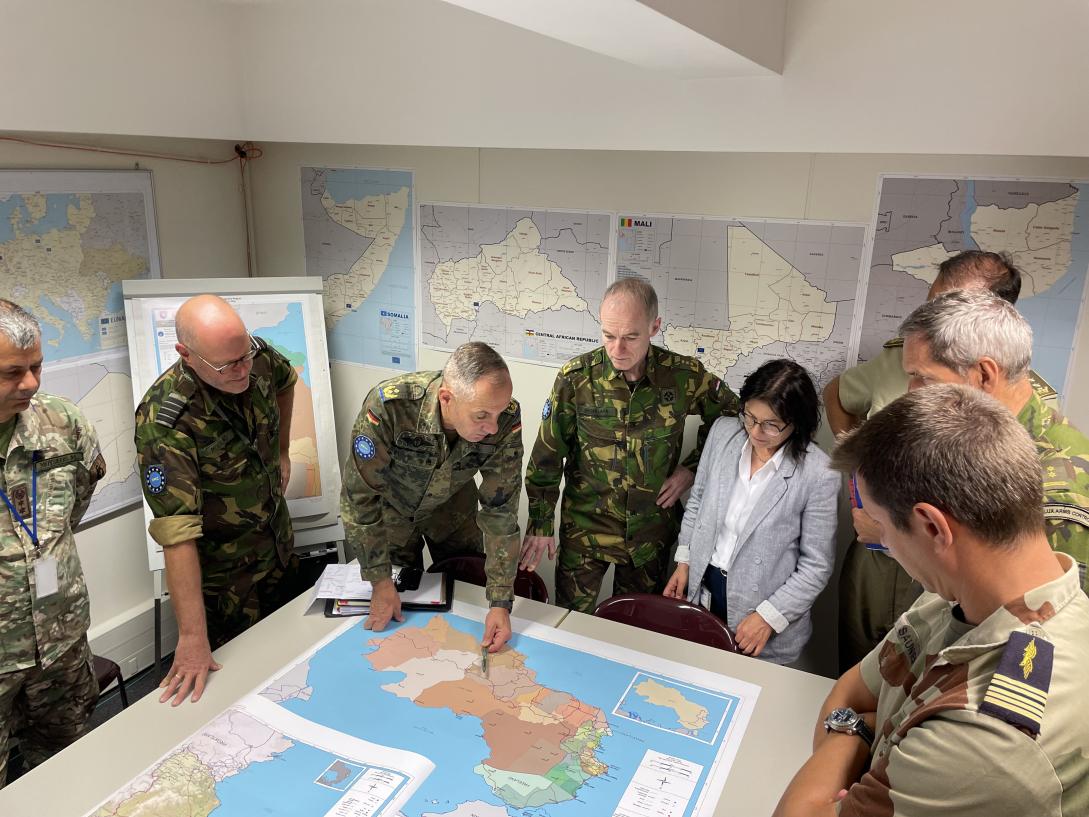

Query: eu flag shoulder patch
left=979, top=630, right=1053, bottom=737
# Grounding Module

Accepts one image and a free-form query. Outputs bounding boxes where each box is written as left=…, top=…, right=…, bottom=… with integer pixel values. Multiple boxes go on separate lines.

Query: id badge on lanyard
left=0, top=452, right=58, bottom=597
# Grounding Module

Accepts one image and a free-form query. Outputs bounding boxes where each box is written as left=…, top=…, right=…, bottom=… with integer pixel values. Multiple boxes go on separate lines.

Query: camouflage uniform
left=838, top=345, right=1066, bottom=670
left=341, top=371, right=523, bottom=603
left=839, top=554, right=1089, bottom=816
left=1018, top=390, right=1089, bottom=591
left=525, top=345, right=738, bottom=612
left=0, top=394, right=105, bottom=786
left=135, top=340, right=303, bottom=649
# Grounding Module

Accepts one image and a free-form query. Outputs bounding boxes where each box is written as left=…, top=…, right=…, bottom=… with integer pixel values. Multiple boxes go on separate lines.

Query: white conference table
left=558, top=611, right=835, bottom=817
left=0, top=585, right=833, bottom=817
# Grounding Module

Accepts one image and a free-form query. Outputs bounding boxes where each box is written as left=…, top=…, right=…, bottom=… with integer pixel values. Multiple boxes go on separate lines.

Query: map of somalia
left=367, top=616, right=611, bottom=809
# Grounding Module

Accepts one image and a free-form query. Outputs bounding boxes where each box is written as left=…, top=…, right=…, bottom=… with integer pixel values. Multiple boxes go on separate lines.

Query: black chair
left=593, top=593, right=738, bottom=652
left=92, top=655, right=129, bottom=708
left=427, top=554, right=549, bottom=604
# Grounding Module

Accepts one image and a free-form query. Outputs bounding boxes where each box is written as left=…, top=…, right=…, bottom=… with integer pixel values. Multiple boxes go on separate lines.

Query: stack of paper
left=313, top=563, right=450, bottom=617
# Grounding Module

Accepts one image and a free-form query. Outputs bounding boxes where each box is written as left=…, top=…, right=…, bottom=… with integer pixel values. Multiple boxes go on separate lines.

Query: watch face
left=829, top=707, right=856, bottom=728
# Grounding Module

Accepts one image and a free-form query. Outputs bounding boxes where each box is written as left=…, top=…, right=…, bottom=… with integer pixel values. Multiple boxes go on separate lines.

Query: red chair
left=427, top=554, right=549, bottom=604
left=593, top=593, right=738, bottom=652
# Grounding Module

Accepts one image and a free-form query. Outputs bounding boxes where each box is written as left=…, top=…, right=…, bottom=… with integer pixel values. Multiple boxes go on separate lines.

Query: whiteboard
left=122, top=277, right=341, bottom=573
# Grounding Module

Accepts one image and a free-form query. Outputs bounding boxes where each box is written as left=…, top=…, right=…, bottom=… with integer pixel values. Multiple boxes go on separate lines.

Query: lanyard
left=0, top=461, right=37, bottom=546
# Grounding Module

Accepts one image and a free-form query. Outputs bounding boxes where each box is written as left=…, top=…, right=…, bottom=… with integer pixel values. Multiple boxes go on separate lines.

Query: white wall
left=3, top=0, right=1088, bottom=157
left=251, top=142, right=1089, bottom=675
left=0, top=132, right=250, bottom=679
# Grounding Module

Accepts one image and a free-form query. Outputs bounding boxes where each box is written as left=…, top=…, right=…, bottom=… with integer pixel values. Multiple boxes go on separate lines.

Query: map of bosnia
left=1, top=174, right=159, bottom=523
left=420, top=204, right=611, bottom=366
left=367, top=616, right=610, bottom=809
left=618, top=215, right=866, bottom=390
left=859, top=177, right=1089, bottom=396
left=301, top=167, right=416, bottom=371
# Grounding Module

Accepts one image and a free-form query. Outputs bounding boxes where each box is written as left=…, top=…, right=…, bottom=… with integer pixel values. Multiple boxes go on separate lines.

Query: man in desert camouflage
left=342, top=341, right=523, bottom=653
left=0, top=299, right=106, bottom=786
left=775, top=385, right=1089, bottom=817
left=900, top=290, right=1089, bottom=590
left=522, top=277, right=738, bottom=612
left=135, top=294, right=303, bottom=706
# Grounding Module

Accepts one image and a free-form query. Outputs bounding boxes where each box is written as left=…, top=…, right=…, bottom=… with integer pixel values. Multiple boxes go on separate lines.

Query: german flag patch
left=366, top=409, right=381, bottom=426
left=979, top=630, right=1052, bottom=737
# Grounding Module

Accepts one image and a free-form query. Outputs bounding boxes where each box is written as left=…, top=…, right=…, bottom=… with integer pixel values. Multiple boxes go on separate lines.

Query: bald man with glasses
left=134, top=295, right=304, bottom=706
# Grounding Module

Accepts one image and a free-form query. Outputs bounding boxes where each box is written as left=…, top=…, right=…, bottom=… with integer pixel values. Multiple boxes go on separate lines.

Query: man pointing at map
left=135, top=295, right=306, bottom=706
left=341, top=342, right=523, bottom=652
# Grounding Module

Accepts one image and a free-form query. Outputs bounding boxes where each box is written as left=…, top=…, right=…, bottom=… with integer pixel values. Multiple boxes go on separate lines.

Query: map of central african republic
left=87, top=611, right=758, bottom=817
left=1, top=170, right=161, bottom=522
left=419, top=204, right=612, bottom=366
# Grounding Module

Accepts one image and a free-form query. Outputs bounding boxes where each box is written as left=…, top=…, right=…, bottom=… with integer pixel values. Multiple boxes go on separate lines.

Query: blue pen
left=850, top=473, right=887, bottom=552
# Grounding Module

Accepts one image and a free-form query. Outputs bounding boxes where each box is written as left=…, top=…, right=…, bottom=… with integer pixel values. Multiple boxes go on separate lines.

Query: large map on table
left=419, top=204, right=612, bottom=367
left=859, top=176, right=1089, bottom=397
left=1, top=170, right=160, bottom=521
left=617, top=214, right=866, bottom=390
left=302, top=166, right=416, bottom=371
left=87, top=611, right=759, bottom=817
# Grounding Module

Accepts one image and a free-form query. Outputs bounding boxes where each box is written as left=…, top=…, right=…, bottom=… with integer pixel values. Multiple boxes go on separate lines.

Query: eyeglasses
left=740, top=410, right=790, bottom=437
left=191, top=336, right=259, bottom=373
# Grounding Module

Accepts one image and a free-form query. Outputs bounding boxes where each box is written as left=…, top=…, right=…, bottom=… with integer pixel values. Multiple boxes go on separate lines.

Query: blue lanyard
left=0, top=462, right=38, bottom=547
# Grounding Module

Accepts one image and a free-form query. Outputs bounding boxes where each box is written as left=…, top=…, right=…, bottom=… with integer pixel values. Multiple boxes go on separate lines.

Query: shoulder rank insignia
left=1043, top=502, right=1089, bottom=528
left=408, top=384, right=425, bottom=400
left=504, top=399, right=519, bottom=415
left=883, top=337, right=905, bottom=349
left=661, top=388, right=677, bottom=404
left=378, top=385, right=400, bottom=402
left=155, top=390, right=190, bottom=428
left=979, top=630, right=1053, bottom=737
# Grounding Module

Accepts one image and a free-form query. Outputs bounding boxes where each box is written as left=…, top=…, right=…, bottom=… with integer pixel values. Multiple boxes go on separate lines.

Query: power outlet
left=121, top=655, right=140, bottom=681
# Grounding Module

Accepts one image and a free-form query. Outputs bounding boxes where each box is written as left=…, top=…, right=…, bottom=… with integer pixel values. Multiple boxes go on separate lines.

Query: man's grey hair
left=899, top=290, right=1032, bottom=381
left=0, top=299, right=41, bottom=349
left=442, top=342, right=510, bottom=397
left=831, top=384, right=1043, bottom=547
left=602, top=277, right=659, bottom=322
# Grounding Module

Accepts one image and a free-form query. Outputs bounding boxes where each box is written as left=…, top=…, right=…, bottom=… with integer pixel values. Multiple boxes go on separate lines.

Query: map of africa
left=419, top=204, right=612, bottom=366
left=1, top=170, right=160, bottom=521
left=301, top=166, right=415, bottom=371
left=617, top=215, right=867, bottom=390
left=87, top=611, right=759, bottom=817
left=859, top=176, right=1089, bottom=396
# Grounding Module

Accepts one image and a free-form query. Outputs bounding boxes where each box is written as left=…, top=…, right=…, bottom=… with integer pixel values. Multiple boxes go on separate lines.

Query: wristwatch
left=489, top=599, right=514, bottom=611
left=823, top=707, right=875, bottom=747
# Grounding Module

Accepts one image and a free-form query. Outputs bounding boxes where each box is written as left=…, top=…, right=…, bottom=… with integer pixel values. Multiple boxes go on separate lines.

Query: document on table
left=313, top=563, right=374, bottom=601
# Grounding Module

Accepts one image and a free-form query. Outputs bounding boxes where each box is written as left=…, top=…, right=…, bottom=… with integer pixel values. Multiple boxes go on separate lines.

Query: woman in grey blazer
left=664, top=359, right=839, bottom=665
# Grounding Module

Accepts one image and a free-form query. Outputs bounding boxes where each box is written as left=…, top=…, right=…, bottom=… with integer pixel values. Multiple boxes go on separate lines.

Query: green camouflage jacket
left=844, top=555, right=1089, bottom=816
left=134, top=341, right=296, bottom=587
left=0, top=393, right=105, bottom=673
left=525, top=344, right=738, bottom=566
left=341, top=371, right=523, bottom=602
left=1018, top=391, right=1089, bottom=591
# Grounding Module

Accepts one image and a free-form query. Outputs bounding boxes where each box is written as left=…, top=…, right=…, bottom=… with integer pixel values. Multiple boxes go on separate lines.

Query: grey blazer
left=678, top=418, right=839, bottom=664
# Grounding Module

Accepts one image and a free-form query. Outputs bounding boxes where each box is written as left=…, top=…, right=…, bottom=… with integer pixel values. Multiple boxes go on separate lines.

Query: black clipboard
left=324, top=571, right=454, bottom=617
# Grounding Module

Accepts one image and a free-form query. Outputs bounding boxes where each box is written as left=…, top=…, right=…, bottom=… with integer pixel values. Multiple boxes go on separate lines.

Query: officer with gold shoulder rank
left=341, top=341, right=523, bottom=653
left=775, top=385, right=1089, bottom=817
left=0, top=300, right=106, bottom=787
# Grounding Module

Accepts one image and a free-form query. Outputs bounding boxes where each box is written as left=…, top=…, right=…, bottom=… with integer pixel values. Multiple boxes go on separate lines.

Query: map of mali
left=428, top=217, right=588, bottom=330
left=367, top=616, right=611, bottom=809
left=663, top=225, right=837, bottom=372
left=320, top=185, right=409, bottom=327
left=634, top=678, right=710, bottom=733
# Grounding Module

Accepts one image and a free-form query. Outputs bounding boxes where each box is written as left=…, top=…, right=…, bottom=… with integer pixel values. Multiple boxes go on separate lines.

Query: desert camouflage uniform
left=1019, top=390, right=1089, bottom=591
left=135, top=340, right=302, bottom=648
left=840, top=554, right=1089, bottom=816
left=0, top=393, right=105, bottom=785
left=341, top=371, right=523, bottom=603
left=525, top=345, right=738, bottom=612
